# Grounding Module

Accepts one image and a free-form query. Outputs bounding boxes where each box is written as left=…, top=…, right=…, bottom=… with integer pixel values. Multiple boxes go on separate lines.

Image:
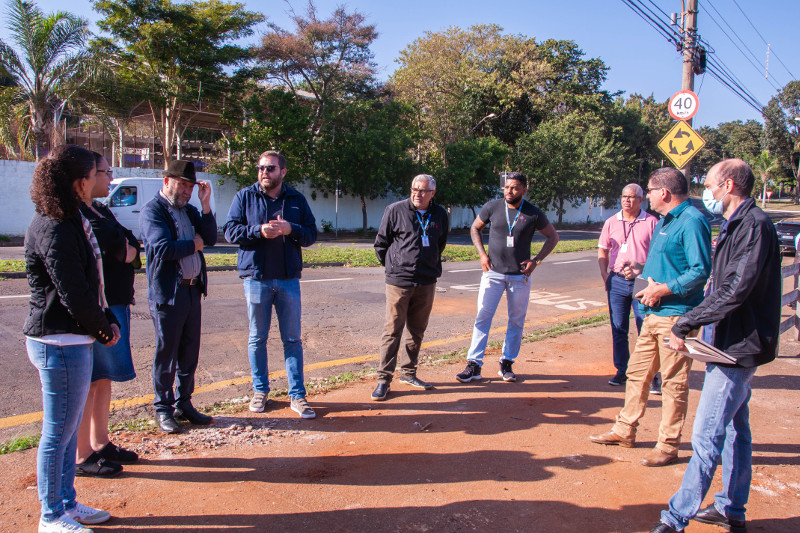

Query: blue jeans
left=26, top=339, right=93, bottom=522
left=661, top=363, right=758, bottom=530
left=244, top=278, right=306, bottom=399
left=466, top=270, right=532, bottom=364
left=606, top=274, right=644, bottom=374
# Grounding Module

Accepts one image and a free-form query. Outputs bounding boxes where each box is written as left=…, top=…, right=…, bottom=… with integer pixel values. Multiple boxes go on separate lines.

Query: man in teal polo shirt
left=590, top=167, right=711, bottom=467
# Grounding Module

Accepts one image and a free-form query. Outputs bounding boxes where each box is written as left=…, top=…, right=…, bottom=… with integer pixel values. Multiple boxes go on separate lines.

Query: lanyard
left=622, top=218, right=638, bottom=244
left=506, top=202, right=522, bottom=235
left=416, top=211, right=431, bottom=236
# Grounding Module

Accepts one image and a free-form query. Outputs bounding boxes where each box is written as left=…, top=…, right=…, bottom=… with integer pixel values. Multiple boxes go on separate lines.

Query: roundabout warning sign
left=657, top=120, right=706, bottom=168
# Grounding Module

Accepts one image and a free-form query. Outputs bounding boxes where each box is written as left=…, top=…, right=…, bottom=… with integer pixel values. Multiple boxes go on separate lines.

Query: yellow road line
left=0, top=307, right=605, bottom=430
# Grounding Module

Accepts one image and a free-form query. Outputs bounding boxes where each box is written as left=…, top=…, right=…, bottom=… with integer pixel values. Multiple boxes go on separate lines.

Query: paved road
left=0, top=250, right=606, bottom=428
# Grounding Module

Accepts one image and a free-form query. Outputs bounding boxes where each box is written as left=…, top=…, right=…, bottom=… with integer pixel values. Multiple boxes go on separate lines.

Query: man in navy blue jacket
left=141, top=160, right=217, bottom=433
left=224, top=150, right=318, bottom=419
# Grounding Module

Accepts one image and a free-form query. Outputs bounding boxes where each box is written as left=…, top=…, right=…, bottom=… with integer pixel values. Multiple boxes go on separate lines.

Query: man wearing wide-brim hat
left=140, top=160, right=217, bottom=433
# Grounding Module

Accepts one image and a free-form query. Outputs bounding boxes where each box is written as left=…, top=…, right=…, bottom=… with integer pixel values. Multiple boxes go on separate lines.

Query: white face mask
left=702, top=182, right=727, bottom=214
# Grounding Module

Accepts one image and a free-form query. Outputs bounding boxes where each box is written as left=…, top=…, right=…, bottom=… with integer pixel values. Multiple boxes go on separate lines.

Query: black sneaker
left=456, top=361, right=482, bottom=382
left=608, top=373, right=627, bottom=386
left=371, top=382, right=389, bottom=401
left=76, top=452, right=123, bottom=478
left=398, top=375, right=432, bottom=389
left=498, top=360, right=516, bottom=382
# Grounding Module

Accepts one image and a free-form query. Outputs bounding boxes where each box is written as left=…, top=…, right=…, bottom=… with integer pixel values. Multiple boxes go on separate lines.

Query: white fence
left=0, top=159, right=610, bottom=236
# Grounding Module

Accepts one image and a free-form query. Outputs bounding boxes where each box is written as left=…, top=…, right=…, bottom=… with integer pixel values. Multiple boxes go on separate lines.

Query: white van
left=103, top=177, right=216, bottom=239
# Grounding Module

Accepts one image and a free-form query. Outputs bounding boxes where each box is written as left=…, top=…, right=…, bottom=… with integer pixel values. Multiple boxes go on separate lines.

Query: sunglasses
left=257, top=164, right=279, bottom=173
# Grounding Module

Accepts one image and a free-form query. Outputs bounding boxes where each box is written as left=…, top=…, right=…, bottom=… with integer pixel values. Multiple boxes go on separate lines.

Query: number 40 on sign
left=669, top=90, right=699, bottom=121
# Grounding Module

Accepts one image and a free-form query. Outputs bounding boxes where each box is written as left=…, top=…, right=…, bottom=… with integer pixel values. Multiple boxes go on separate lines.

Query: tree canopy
left=91, top=0, right=263, bottom=167
left=0, top=0, right=90, bottom=158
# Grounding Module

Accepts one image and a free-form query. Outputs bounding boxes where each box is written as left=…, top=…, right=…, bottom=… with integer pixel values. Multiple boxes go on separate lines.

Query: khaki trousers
left=612, top=314, right=693, bottom=454
left=377, top=283, right=437, bottom=383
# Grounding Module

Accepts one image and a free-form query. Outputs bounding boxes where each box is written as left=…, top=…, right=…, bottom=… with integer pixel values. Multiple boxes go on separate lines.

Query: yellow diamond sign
left=657, top=120, right=706, bottom=168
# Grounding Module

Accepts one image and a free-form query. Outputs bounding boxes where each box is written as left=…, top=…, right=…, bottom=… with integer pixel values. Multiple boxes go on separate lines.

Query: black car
left=775, top=218, right=800, bottom=255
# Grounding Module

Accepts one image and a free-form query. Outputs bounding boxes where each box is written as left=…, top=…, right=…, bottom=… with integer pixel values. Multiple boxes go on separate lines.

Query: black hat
left=163, top=160, right=197, bottom=183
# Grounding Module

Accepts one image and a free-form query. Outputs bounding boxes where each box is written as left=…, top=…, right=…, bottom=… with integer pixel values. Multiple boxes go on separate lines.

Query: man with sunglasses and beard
left=224, top=150, right=318, bottom=419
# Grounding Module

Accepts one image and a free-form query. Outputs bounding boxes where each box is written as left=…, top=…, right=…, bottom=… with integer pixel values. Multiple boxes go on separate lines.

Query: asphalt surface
left=0, top=247, right=605, bottom=439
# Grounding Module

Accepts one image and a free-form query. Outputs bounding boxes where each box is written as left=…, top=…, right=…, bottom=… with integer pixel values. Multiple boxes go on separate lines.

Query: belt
left=179, top=277, right=200, bottom=286
left=612, top=271, right=631, bottom=279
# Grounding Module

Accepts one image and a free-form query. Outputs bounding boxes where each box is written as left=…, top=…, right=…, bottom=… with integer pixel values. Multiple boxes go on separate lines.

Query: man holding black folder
left=650, top=159, right=780, bottom=533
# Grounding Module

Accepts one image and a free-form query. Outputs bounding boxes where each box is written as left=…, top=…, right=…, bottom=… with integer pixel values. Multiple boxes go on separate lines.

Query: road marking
left=300, top=277, right=352, bottom=283
left=447, top=268, right=482, bottom=273
left=0, top=307, right=606, bottom=430
left=0, top=295, right=29, bottom=299
left=552, top=259, right=590, bottom=265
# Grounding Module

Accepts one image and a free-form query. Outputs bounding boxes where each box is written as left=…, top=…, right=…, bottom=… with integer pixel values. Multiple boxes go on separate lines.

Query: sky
left=3, top=0, right=798, bottom=129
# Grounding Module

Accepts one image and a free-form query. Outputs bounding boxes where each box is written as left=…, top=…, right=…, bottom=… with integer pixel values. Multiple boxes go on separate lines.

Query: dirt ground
left=1, top=324, right=798, bottom=533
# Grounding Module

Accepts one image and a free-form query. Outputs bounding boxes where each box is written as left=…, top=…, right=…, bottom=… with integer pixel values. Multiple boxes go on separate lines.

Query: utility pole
left=680, top=0, right=699, bottom=176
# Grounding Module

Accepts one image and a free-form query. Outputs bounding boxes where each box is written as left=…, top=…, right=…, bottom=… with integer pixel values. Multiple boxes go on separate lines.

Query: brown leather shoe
left=588, top=431, right=634, bottom=448
left=641, top=448, right=678, bottom=467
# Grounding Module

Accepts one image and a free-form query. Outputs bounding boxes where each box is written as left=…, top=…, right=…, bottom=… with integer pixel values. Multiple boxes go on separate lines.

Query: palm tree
left=0, top=0, right=88, bottom=158
left=751, top=150, right=779, bottom=208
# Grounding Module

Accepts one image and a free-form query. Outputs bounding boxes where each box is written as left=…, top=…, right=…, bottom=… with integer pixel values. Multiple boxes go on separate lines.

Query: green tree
left=515, top=111, right=625, bottom=223
left=750, top=150, right=780, bottom=208
left=92, top=0, right=263, bottom=168
left=255, top=1, right=377, bottom=137
left=435, top=136, right=509, bottom=214
left=0, top=0, right=89, bottom=158
left=313, top=98, right=417, bottom=231
left=210, top=87, right=314, bottom=188
left=609, top=94, right=671, bottom=180
left=391, top=25, right=610, bottom=162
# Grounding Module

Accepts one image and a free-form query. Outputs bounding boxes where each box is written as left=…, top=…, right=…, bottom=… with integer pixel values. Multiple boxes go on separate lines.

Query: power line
left=619, top=0, right=680, bottom=48
left=730, top=0, right=797, bottom=81
left=703, top=0, right=783, bottom=90
left=621, top=0, right=767, bottom=117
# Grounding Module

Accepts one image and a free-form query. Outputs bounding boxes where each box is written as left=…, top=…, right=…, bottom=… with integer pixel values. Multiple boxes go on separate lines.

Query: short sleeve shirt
left=479, top=198, right=548, bottom=275
left=598, top=209, right=658, bottom=273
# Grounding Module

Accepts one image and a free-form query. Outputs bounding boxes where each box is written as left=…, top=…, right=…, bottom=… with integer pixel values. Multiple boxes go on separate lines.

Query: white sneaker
left=65, top=502, right=110, bottom=525
left=38, top=515, right=93, bottom=533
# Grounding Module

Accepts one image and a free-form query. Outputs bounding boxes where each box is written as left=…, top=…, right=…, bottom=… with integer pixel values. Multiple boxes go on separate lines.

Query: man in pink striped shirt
left=598, top=183, right=658, bottom=388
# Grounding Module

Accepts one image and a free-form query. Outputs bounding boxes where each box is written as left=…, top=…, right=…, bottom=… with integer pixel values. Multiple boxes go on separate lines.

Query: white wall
left=0, top=159, right=609, bottom=236
left=0, top=160, right=38, bottom=236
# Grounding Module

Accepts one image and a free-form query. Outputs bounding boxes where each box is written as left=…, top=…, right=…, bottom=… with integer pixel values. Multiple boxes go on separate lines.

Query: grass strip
left=0, top=434, right=39, bottom=455
left=1, top=239, right=598, bottom=273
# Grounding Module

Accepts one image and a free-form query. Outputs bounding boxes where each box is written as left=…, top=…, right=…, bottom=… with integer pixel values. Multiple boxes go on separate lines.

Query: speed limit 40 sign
left=669, top=90, right=699, bottom=121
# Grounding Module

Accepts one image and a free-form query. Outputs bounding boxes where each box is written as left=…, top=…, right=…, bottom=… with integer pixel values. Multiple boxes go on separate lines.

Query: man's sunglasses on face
left=257, top=165, right=279, bottom=173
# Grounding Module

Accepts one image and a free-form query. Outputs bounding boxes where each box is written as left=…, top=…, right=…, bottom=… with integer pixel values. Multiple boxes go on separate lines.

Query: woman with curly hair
left=75, top=152, right=140, bottom=478
left=25, top=144, right=120, bottom=533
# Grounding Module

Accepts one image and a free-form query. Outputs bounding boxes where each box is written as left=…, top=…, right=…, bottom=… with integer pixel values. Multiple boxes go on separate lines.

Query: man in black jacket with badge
left=650, top=159, right=780, bottom=533
left=371, top=174, right=449, bottom=400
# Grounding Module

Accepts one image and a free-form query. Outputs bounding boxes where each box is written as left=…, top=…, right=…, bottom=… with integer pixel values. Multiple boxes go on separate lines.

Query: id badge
left=506, top=235, right=514, bottom=247
left=421, top=235, right=430, bottom=247
left=620, top=242, right=628, bottom=253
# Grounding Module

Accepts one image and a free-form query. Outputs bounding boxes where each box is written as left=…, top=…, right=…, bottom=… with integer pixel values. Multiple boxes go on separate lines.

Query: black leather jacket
left=672, top=198, right=781, bottom=367
left=24, top=213, right=118, bottom=343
